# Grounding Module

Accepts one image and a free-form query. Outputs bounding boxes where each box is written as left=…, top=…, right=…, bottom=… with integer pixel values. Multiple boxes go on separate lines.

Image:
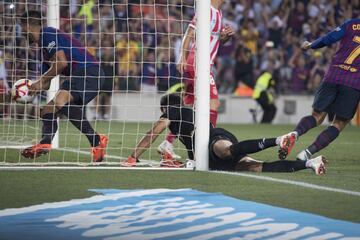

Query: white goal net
left=0, top=0, right=208, bottom=167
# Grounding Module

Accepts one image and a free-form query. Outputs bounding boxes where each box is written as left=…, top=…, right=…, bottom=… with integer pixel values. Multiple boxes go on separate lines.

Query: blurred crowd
left=1, top=0, right=360, bottom=98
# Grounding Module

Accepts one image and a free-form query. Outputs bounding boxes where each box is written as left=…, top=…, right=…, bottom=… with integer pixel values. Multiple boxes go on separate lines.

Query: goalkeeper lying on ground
left=126, top=94, right=327, bottom=175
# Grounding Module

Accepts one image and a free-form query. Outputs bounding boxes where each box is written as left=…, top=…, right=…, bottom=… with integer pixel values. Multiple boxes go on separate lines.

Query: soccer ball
left=11, top=79, right=34, bottom=103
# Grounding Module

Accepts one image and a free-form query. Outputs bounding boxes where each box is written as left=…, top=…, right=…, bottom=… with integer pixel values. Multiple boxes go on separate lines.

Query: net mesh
left=0, top=0, right=195, bottom=166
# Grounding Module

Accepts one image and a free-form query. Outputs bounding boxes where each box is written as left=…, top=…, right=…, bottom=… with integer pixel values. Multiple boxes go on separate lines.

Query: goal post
left=194, top=0, right=210, bottom=171
left=46, top=0, right=60, bottom=149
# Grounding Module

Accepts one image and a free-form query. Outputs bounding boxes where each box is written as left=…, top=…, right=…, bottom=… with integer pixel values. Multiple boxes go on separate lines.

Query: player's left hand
left=220, top=25, right=235, bottom=43
left=301, top=41, right=312, bottom=50
left=28, top=80, right=42, bottom=96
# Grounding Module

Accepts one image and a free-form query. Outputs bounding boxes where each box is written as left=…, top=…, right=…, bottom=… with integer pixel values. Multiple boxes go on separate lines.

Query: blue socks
left=40, top=113, right=58, bottom=144
left=294, top=115, right=317, bottom=137
left=307, top=126, right=340, bottom=155
left=60, top=104, right=100, bottom=147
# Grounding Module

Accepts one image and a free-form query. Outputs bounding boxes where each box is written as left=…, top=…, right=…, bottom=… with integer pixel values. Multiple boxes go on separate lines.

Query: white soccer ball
left=185, top=160, right=195, bottom=169
left=11, top=79, right=34, bottom=103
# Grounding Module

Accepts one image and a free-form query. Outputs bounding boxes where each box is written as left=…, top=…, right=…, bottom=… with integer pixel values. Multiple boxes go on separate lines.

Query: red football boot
left=91, top=135, right=108, bottom=162
left=21, top=144, right=52, bottom=159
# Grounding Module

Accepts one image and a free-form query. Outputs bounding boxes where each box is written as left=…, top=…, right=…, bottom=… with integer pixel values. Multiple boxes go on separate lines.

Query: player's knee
left=41, top=102, right=56, bottom=117
left=312, top=110, right=326, bottom=125
left=53, top=90, right=72, bottom=109
left=332, top=116, right=349, bottom=131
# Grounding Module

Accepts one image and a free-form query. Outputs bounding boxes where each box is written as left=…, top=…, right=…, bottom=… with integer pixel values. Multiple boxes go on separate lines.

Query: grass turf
left=0, top=120, right=359, bottom=223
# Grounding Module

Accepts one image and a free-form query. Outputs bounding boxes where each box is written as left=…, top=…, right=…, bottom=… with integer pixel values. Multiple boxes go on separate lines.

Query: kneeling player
left=126, top=94, right=327, bottom=175
left=19, top=11, right=108, bottom=161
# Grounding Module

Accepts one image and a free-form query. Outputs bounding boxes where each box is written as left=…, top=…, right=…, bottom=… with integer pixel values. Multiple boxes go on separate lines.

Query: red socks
left=210, top=109, right=218, bottom=127
left=166, top=133, right=177, bottom=143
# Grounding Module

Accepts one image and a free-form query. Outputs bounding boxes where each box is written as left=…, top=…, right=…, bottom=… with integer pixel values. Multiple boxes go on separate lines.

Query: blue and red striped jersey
left=40, top=27, right=99, bottom=75
left=311, top=19, right=360, bottom=90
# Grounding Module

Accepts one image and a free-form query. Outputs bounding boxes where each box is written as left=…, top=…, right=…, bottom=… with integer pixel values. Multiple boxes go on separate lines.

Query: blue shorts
left=61, top=66, right=104, bottom=105
left=313, top=82, right=360, bottom=120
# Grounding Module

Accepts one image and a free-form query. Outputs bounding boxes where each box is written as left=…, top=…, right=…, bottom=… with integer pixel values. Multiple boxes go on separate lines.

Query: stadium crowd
left=1, top=0, right=360, bottom=98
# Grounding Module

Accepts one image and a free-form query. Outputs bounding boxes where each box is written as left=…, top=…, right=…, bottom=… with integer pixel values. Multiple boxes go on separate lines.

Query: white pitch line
left=1, top=148, right=359, bottom=197
left=213, top=171, right=360, bottom=197
left=0, top=147, right=192, bottom=170
left=59, top=148, right=125, bottom=160
left=0, top=166, right=192, bottom=171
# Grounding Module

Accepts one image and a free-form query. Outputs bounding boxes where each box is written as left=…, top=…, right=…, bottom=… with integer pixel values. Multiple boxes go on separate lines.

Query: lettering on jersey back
left=352, top=24, right=360, bottom=31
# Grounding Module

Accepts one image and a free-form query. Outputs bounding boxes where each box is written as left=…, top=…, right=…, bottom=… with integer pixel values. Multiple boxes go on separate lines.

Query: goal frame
left=0, top=0, right=210, bottom=170
left=194, top=0, right=210, bottom=171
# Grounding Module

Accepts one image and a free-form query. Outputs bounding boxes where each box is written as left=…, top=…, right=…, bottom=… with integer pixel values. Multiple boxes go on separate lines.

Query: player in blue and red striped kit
left=279, top=19, right=360, bottom=161
left=19, top=11, right=108, bottom=161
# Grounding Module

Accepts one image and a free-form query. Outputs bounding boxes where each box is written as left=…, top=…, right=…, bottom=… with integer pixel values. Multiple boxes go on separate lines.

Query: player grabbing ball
left=19, top=11, right=108, bottom=161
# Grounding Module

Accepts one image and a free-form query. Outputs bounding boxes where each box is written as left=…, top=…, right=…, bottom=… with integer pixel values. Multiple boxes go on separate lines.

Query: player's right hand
left=28, top=80, right=41, bottom=96
left=301, top=41, right=312, bottom=50
left=176, top=58, right=186, bottom=75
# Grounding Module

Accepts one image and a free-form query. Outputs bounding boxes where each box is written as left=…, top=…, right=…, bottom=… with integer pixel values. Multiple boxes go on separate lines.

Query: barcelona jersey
left=311, top=19, right=360, bottom=90
left=40, top=27, right=99, bottom=76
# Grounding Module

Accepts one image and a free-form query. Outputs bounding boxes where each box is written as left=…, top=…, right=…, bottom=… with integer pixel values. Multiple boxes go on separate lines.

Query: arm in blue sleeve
left=40, top=63, right=50, bottom=74
left=42, top=28, right=59, bottom=59
left=311, top=20, right=349, bottom=49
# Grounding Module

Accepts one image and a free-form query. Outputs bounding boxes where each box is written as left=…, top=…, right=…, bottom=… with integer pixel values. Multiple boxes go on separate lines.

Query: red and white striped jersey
left=185, top=6, right=223, bottom=73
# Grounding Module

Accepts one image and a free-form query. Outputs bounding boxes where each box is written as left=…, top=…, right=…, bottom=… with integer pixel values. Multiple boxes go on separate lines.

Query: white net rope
left=0, top=0, right=195, bottom=166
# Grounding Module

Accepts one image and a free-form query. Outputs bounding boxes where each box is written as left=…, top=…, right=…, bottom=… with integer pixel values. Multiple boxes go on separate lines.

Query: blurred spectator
left=268, top=9, right=287, bottom=48
left=253, top=0, right=272, bottom=36
left=289, top=48, right=310, bottom=93
left=2, top=0, right=360, bottom=97
left=240, top=18, right=259, bottom=56
left=77, top=0, right=95, bottom=32
left=287, top=1, right=308, bottom=35
left=94, top=45, right=116, bottom=120
left=114, top=0, right=130, bottom=33
left=307, top=51, right=326, bottom=93
left=0, top=50, right=10, bottom=118
left=141, top=51, right=157, bottom=93
left=116, top=33, right=140, bottom=91
left=234, top=42, right=254, bottom=90
left=156, top=49, right=179, bottom=93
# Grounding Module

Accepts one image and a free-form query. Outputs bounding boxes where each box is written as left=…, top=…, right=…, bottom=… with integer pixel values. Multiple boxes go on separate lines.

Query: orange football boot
left=91, top=135, right=108, bottom=162
left=21, top=144, right=52, bottom=159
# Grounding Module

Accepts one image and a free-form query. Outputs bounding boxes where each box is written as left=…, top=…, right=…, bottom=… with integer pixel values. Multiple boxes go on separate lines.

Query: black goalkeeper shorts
left=209, top=128, right=244, bottom=171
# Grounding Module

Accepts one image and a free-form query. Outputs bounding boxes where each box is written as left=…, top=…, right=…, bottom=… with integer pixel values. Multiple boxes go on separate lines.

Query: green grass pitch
left=0, top=120, right=359, bottom=223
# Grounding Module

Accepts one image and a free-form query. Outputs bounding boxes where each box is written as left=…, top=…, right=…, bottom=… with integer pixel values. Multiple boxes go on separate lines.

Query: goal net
left=0, top=0, right=209, bottom=168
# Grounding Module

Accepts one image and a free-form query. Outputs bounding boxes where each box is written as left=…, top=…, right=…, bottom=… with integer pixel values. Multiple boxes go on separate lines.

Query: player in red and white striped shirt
left=158, top=0, right=235, bottom=160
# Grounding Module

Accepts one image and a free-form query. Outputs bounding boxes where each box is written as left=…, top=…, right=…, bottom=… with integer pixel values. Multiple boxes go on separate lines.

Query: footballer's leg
left=210, top=74, right=219, bottom=127
left=158, top=73, right=195, bottom=160
left=279, top=82, right=336, bottom=160
left=235, top=156, right=327, bottom=175
left=210, top=99, right=219, bottom=127
left=297, top=85, right=359, bottom=160
left=229, top=137, right=279, bottom=159
left=55, top=90, right=100, bottom=146
left=62, top=67, right=107, bottom=162
left=40, top=102, right=58, bottom=145
left=157, top=133, right=181, bottom=160
left=278, top=110, right=327, bottom=160
left=262, top=156, right=327, bottom=175
left=21, top=102, right=56, bottom=159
